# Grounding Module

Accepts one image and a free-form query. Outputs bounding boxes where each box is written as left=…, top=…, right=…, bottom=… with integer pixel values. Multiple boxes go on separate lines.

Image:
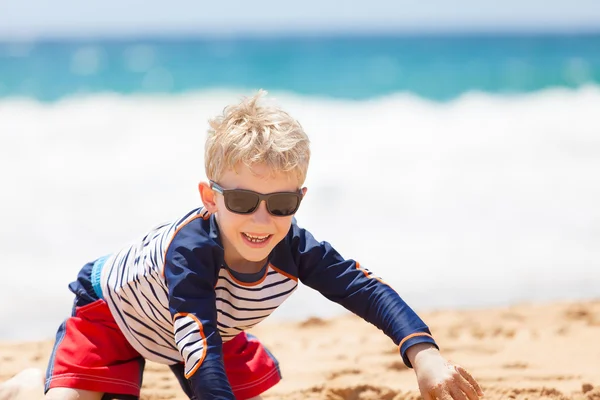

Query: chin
left=244, top=252, right=270, bottom=263
left=238, top=247, right=272, bottom=262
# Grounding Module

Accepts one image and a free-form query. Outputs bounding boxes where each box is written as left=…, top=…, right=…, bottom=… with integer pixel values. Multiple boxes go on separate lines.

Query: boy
left=0, top=90, right=483, bottom=400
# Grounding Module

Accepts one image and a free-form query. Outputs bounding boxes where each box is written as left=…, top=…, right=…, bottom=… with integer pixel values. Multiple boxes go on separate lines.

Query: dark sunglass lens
left=225, top=191, right=260, bottom=214
left=267, top=194, right=300, bottom=216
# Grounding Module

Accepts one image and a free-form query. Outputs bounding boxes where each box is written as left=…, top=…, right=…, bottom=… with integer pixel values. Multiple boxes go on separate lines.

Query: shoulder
left=166, top=208, right=219, bottom=255
left=285, top=218, right=321, bottom=249
left=271, top=218, right=322, bottom=268
left=163, top=208, right=223, bottom=280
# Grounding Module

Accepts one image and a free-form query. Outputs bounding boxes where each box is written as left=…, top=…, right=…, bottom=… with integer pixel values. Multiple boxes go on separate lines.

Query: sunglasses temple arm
left=210, top=181, right=224, bottom=195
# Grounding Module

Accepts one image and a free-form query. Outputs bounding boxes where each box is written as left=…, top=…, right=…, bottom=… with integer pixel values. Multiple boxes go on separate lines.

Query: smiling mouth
left=242, top=233, right=272, bottom=243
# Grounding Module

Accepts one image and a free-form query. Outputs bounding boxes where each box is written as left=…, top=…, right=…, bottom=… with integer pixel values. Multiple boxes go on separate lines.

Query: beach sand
left=1, top=300, right=599, bottom=399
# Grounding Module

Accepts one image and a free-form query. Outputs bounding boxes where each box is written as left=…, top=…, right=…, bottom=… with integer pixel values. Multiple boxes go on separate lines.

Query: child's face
left=205, top=164, right=305, bottom=269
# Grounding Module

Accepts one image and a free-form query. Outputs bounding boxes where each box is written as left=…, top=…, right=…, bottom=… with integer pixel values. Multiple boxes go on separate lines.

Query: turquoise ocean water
left=1, top=34, right=599, bottom=101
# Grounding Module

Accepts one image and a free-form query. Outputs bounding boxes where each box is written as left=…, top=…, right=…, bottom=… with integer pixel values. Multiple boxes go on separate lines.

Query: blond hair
left=205, top=90, right=310, bottom=184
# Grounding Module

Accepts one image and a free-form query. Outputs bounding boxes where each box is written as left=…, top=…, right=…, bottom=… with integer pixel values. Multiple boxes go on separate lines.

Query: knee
left=0, top=368, right=44, bottom=400
left=45, top=388, right=103, bottom=400
left=17, top=368, right=44, bottom=386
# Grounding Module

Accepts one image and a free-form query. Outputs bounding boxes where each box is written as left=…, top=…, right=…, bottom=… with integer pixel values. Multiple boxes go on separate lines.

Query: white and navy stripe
left=174, top=313, right=207, bottom=378
left=215, top=266, right=298, bottom=341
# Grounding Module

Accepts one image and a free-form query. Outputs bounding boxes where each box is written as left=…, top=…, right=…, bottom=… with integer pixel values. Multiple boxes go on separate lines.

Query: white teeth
left=243, top=233, right=270, bottom=243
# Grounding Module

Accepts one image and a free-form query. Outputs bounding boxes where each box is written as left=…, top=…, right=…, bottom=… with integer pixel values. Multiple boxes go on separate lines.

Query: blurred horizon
left=2, top=30, right=600, bottom=43
left=1, top=0, right=600, bottom=40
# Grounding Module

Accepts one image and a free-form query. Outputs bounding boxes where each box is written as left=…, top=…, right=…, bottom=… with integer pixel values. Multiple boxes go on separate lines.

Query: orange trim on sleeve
left=398, top=332, right=434, bottom=351
left=174, top=312, right=208, bottom=379
left=269, top=263, right=298, bottom=282
left=355, top=262, right=388, bottom=286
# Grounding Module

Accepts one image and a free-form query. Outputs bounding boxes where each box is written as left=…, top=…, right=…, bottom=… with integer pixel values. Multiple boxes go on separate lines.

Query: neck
left=224, top=256, right=266, bottom=274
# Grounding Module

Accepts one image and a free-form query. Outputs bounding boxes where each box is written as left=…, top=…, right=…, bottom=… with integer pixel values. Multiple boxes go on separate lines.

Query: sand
left=1, top=300, right=600, bottom=399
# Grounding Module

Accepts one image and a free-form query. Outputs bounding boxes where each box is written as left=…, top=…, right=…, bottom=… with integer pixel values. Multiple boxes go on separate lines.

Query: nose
left=251, top=200, right=271, bottom=224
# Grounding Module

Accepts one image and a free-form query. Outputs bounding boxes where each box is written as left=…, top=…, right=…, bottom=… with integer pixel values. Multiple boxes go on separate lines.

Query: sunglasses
left=210, top=181, right=304, bottom=216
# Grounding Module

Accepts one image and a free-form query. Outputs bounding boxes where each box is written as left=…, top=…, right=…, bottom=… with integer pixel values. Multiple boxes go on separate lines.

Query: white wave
left=1, top=86, right=599, bottom=340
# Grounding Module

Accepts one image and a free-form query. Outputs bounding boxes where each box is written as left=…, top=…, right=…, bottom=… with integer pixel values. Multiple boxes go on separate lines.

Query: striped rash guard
left=97, top=207, right=437, bottom=399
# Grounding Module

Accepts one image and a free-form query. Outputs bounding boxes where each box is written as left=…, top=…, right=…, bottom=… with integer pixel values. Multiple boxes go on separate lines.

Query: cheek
left=216, top=197, right=227, bottom=213
left=217, top=210, right=247, bottom=233
left=216, top=198, right=234, bottom=223
left=273, top=217, right=294, bottom=235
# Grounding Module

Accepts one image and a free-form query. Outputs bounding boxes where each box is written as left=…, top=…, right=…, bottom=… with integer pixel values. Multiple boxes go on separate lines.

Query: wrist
left=405, top=342, right=442, bottom=371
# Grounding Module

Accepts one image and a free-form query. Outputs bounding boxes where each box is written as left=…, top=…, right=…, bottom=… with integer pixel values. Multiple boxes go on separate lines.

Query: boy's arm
left=291, top=224, right=438, bottom=368
left=164, top=228, right=235, bottom=399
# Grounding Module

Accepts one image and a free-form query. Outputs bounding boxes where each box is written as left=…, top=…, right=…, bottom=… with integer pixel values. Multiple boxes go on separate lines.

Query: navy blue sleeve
left=291, top=223, right=438, bottom=367
left=164, top=218, right=235, bottom=399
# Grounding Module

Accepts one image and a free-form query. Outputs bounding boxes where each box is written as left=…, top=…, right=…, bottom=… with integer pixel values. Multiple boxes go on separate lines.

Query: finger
left=448, top=386, right=469, bottom=400
left=456, top=365, right=484, bottom=396
left=451, top=367, right=480, bottom=400
left=456, top=378, right=480, bottom=400
left=422, top=390, right=434, bottom=400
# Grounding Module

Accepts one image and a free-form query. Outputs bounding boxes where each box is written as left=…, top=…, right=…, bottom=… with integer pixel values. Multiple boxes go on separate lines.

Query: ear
left=301, top=187, right=308, bottom=197
left=199, top=181, right=218, bottom=213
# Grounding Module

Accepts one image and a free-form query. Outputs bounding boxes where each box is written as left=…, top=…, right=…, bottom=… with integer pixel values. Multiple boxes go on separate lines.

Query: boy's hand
left=406, top=343, right=484, bottom=400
